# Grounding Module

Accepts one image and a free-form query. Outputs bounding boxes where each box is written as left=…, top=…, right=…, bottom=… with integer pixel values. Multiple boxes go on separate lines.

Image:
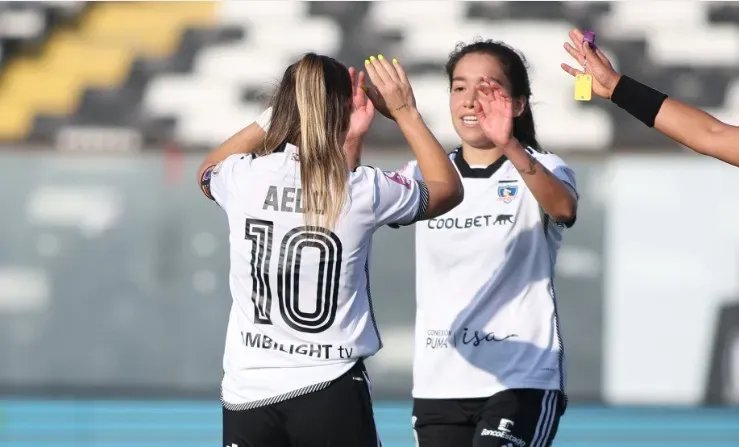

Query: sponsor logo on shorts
left=498, top=418, right=515, bottom=433
left=479, top=428, right=526, bottom=447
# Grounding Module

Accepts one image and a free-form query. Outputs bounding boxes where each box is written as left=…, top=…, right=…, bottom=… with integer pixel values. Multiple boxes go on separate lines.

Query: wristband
left=610, top=75, right=667, bottom=128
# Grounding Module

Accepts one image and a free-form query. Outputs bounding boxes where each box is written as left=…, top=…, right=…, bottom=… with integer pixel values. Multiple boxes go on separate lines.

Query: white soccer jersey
left=397, top=147, right=577, bottom=399
left=207, top=143, right=429, bottom=409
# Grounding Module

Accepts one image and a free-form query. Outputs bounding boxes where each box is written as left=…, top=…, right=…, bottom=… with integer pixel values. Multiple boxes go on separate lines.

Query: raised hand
left=347, top=66, right=375, bottom=139
left=561, top=28, right=621, bottom=99
left=363, top=55, right=416, bottom=120
left=475, top=79, right=515, bottom=149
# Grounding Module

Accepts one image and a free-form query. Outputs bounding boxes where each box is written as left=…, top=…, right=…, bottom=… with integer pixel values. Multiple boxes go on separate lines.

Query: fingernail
left=392, top=58, right=399, bottom=64
left=370, top=56, right=376, bottom=61
left=378, top=54, right=384, bottom=60
left=364, top=59, right=370, bottom=65
left=360, top=85, right=368, bottom=92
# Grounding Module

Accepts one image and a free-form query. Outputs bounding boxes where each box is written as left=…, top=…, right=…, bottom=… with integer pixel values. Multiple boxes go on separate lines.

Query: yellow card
left=574, top=74, right=592, bottom=101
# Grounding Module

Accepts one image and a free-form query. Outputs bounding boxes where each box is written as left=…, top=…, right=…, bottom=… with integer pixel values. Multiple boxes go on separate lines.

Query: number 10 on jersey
left=245, top=219, right=343, bottom=334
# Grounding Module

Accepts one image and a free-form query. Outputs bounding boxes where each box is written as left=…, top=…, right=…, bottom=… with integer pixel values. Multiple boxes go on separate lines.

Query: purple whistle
left=583, top=30, right=596, bottom=47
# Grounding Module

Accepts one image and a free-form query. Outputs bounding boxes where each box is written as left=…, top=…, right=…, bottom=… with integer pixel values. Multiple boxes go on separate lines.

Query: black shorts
left=223, top=360, right=379, bottom=447
left=412, top=389, right=565, bottom=447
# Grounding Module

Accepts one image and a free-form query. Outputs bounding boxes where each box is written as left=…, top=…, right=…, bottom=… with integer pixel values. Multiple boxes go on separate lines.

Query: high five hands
left=346, top=66, right=375, bottom=140
left=358, top=57, right=519, bottom=150
left=344, top=56, right=418, bottom=142
left=362, top=55, right=417, bottom=121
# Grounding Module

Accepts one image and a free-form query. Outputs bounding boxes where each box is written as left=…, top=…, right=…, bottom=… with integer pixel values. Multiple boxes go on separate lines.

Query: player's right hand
left=363, top=55, right=417, bottom=121
left=561, top=29, right=621, bottom=100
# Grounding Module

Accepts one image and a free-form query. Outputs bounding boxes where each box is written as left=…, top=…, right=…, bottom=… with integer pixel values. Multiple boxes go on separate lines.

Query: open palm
left=347, top=66, right=375, bottom=139
left=475, top=79, right=514, bottom=148
left=561, top=29, right=621, bottom=99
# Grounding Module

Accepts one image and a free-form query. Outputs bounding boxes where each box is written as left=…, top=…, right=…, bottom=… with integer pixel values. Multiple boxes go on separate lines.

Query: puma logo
left=493, top=214, right=514, bottom=225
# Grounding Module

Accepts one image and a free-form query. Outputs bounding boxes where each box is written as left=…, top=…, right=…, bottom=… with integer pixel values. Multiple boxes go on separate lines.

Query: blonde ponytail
left=294, top=54, right=349, bottom=229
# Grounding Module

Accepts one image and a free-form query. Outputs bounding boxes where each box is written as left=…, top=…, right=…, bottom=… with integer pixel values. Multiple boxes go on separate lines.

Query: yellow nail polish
left=370, top=56, right=376, bottom=61
left=378, top=54, right=384, bottom=60
left=360, top=85, right=368, bottom=92
left=364, top=59, right=370, bottom=65
left=392, top=58, right=399, bottom=64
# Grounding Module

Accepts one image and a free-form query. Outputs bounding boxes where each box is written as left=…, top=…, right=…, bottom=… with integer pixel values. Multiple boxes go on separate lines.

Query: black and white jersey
left=206, top=143, right=429, bottom=409
left=397, top=147, right=577, bottom=399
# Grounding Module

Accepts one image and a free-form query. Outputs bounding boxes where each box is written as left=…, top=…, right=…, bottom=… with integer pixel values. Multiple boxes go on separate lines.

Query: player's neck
left=461, top=143, right=504, bottom=167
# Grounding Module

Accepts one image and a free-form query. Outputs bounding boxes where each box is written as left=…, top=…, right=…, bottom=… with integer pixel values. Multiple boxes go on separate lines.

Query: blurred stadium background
left=0, top=1, right=738, bottom=446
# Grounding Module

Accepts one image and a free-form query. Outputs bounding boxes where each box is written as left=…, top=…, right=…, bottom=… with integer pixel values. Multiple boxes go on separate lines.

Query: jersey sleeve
left=202, top=154, right=253, bottom=210
left=539, top=153, right=578, bottom=199
left=538, top=153, right=579, bottom=227
left=395, top=159, right=423, bottom=181
left=370, top=167, right=429, bottom=228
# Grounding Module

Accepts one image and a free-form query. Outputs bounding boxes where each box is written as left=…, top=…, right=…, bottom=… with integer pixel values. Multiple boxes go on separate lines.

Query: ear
left=513, top=97, right=527, bottom=118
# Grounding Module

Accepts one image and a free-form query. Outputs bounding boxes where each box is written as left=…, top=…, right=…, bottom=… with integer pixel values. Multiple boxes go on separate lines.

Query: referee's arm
left=609, top=73, right=739, bottom=167
left=562, top=28, right=739, bottom=168
left=652, top=99, right=739, bottom=168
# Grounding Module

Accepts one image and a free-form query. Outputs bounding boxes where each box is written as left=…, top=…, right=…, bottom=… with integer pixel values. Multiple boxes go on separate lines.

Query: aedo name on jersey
left=208, top=143, right=428, bottom=409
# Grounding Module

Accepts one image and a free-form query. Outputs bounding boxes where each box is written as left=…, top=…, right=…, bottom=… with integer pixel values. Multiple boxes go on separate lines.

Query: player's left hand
left=475, top=78, right=515, bottom=149
left=347, top=66, right=375, bottom=140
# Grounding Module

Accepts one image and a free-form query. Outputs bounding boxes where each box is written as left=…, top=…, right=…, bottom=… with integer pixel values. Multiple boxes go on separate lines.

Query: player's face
left=449, top=52, right=512, bottom=149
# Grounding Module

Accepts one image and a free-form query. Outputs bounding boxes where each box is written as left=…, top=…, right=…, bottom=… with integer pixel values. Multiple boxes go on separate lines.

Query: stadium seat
left=192, top=46, right=289, bottom=87
left=216, top=0, right=309, bottom=25
left=0, top=7, right=46, bottom=42
left=144, top=75, right=243, bottom=118
left=366, top=1, right=467, bottom=32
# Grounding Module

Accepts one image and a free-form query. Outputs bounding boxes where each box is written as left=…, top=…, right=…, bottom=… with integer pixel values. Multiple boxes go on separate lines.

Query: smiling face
left=449, top=52, right=512, bottom=149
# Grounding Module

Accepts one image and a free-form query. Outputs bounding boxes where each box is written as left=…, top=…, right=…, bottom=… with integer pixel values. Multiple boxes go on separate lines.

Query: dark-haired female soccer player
left=562, top=28, right=739, bottom=167
left=197, top=53, right=462, bottom=447
left=386, top=40, right=577, bottom=447
left=243, top=43, right=576, bottom=446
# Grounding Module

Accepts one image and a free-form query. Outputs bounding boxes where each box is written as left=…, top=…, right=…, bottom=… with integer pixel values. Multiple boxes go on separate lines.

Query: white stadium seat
left=0, top=9, right=45, bottom=39
left=216, top=1, right=309, bottom=25
left=176, top=105, right=266, bottom=148
left=193, top=46, right=290, bottom=88
left=241, top=18, right=342, bottom=56
left=599, top=2, right=708, bottom=37
left=647, top=28, right=739, bottom=66
left=143, top=75, right=243, bottom=117
left=366, top=1, right=466, bottom=31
